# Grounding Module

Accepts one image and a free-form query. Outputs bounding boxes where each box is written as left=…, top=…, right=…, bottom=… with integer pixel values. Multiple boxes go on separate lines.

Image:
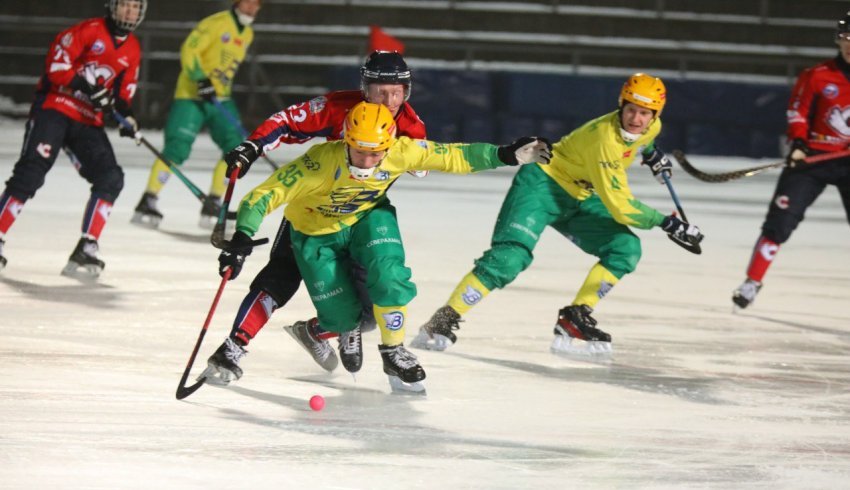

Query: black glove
left=114, top=100, right=139, bottom=142
left=497, top=136, right=553, bottom=166
left=642, top=147, right=672, bottom=184
left=785, top=138, right=811, bottom=168
left=197, top=78, right=216, bottom=102
left=88, top=85, right=113, bottom=112
left=225, top=140, right=262, bottom=178
left=218, top=231, right=254, bottom=280
left=661, top=214, right=704, bottom=245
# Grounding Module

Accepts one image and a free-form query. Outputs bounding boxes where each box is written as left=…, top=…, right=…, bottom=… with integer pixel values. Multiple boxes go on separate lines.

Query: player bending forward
left=202, top=102, right=551, bottom=393
left=412, top=73, right=704, bottom=358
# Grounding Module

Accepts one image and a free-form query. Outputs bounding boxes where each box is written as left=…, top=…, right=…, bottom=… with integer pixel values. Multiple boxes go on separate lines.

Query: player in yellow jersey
left=131, top=0, right=261, bottom=229
left=412, top=73, right=704, bottom=358
left=202, top=102, right=551, bottom=393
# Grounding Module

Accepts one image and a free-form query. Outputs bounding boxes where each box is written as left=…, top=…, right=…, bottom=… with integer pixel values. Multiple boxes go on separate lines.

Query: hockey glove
left=218, top=231, right=254, bottom=280
left=197, top=78, right=217, bottom=102
left=497, top=137, right=553, bottom=166
left=114, top=101, right=140, bottom=144
left=88, top=85, right=113, bottom=112
left=661, top=215, right=704, bottom=248
left=785, top=138, right=811, bottom=168
left=642, top=147, right=673, bottom=184
left=225, top=140, right=262, bottom=178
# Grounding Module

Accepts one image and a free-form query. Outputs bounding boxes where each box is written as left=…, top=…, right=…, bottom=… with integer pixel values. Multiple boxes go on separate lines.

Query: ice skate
left=61, top=237, right=105, bottom=279
left=0, top=239, right=7, bottom=272
left=339, top=326, right=363, bottom=373
left=379, top=344, right=426, bottom=395
left=130, top=192, right=163, bottom=229
left=284, top=318, right=339, bottom=372
left=410, top=305, right=461, bottom=351
left=732, top=279, right=762, bottom=311
left=198, top=194, right=222, bottom=230
left=550, top=305, right=613, bottom=360
left=197, top=338, right=247, bottom=385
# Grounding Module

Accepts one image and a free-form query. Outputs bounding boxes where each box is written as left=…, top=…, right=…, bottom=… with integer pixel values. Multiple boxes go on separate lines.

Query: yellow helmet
left=619, top=73, right=666, bottom=115
left=344, top=102, right=397, bottom=152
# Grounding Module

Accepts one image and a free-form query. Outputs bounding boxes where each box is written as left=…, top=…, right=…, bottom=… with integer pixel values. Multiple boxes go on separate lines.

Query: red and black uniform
left=230, top=91, right=426, bottom=345
left=744, top=55, right=850, bottom=283
left=0, top=17, right=141, bottom=243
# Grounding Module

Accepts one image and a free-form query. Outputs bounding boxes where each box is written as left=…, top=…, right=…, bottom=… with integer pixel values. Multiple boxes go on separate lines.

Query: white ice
left=1, top=120, right=849, bottom=489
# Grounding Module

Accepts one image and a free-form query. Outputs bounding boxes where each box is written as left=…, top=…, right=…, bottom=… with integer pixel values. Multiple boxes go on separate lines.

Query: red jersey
left=249, top=90, right=426, bottom=153
left=787, top=56, right=850, bottom=152
left=35, top=17, right=141, bottom=127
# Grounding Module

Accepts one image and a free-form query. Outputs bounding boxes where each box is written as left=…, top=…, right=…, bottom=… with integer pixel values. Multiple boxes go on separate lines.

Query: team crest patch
left=221, top=32, right=231, bottom=43
left=823, top=83, right=839, bottom=99
left=381, top=311, right=405, bottom=331
left=308, top=96, right=327, bottom=114
left=314, top=281, right=326, bottom=291
left=461, top=286, right=483, bottom=306
left=375, top=170, right=390, bottom=180
left=91, top=39, right=105, bottom=55
left=774, top=195, right=789, bottom=209
left=416, top=140, right=428, bottom=149
left=376, top=225, right=388, bottom=235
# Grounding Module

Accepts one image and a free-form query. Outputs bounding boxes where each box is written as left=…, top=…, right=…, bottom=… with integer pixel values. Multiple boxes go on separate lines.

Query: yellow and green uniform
left=237, top=137, right=506, bottom=345
left=446, top=111, right=667, bottom=316
left=145, top=9, right=254, bottom=198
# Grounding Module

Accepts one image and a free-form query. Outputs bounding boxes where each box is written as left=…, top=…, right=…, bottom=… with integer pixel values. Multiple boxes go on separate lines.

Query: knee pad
left=91, top=166, right=125, bottom=201
left=600, top=234, right=641, bottom=278
left=474, top=241, right=533, bottom=289
left=761, top=217, right=795, bottom=245
left=6, top=157, right=50, bottom=200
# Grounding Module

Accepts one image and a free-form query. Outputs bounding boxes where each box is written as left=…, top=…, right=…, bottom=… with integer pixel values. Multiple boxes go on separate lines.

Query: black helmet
left=360, top=51, right=412, bottom=101
left=837, top=10, right=850, bottom=40
left=104, top=0, right=147, bottom=36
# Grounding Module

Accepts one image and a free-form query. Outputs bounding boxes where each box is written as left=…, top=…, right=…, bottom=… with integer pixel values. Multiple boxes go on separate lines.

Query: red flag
left=369, top=25, right=405, bottom=54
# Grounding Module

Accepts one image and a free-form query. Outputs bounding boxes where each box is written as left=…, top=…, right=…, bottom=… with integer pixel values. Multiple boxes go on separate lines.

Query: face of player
left=236, top=0, right=262, bottom=18
left=115, top=0, right=143, bottom=25
left=837, top=35, right=850, bottom=64
left=348, top=147, right=387, bottom=169
left=365, top=83, right=406, bottom=116
left=620, top=102, right=655, bottom=135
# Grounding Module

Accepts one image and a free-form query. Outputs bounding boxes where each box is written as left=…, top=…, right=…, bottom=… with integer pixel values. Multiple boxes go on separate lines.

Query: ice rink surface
left=0, top=121, right=848, bottom=489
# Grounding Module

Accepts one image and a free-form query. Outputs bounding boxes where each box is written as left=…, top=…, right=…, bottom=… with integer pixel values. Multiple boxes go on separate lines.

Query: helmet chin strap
left=346, top=148, right=379, bottom=180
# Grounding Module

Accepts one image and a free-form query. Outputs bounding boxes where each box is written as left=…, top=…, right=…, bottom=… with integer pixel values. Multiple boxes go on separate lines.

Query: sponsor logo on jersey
left=599, top=160, right=621, bottom=170
left=375, top=170, right=390, bottom=180
left=234, top=38, right=243, bottom=47
left=509, top=221, right=539, bottom=240
left=303, top=155, right=320, bottom=171
left=91, top=39, right=105, bottom=55
left=774, top=194, right=789, bottom=209
left=36, top=143, right=53, bottom=159
left=308, top=96, right=327, bottom=114
left=117, top=56, right=129, bottom=68
left=61, top=33, right=73, bottom=48
left=462, top=285, right=483, bottom=306
left=597, top=281, right=614, bottom=299
left=381, top=311, right=405, bottom=331
left=221, top=32, right=231, bottom=43
left=622, top=150, right=632, bottom=158
left=823, top=83, right=839, bottom=99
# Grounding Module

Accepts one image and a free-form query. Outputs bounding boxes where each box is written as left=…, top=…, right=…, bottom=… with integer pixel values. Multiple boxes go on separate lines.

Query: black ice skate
left=61, top=237, right=105, bottom=279
left=550, top=305, right=613, bottom=359
left=410, top=305, right=462, bottom=351
left=198, top=338, right=247, bottom=385
left=379, top=343, right=426, bottom=395
left=0, top=239, right=7, bottom=272
left=732, top=278, right=762, bottom=311
left=131, top=192, right=163, bottom=229
left=284, top=318, right=339, bottom=372
left=198, top=194, right=221, bottom=230
left=338, top=326, right=363, bottom=373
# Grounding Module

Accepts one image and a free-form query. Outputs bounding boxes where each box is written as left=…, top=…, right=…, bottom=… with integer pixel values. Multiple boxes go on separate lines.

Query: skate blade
left=283, top=325, right=340, bottom=373
left=550, top=336, right=613, bottom=363
left=196, top=365, right=233, bottom=386
left=60, top=261, right=102, bottom=280
left=130, top=212, right=161, bottom=229
left=409, top=330, right=451, bottom=351
left=388, top=375, right=426, bottom=396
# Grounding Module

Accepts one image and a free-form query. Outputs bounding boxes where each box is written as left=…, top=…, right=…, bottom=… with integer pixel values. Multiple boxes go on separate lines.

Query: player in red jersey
left=732, top=11, right=850, bottom=309
left=0, top=0, right=146, bottom=278
left=199, top=51, right=427, bottom=384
